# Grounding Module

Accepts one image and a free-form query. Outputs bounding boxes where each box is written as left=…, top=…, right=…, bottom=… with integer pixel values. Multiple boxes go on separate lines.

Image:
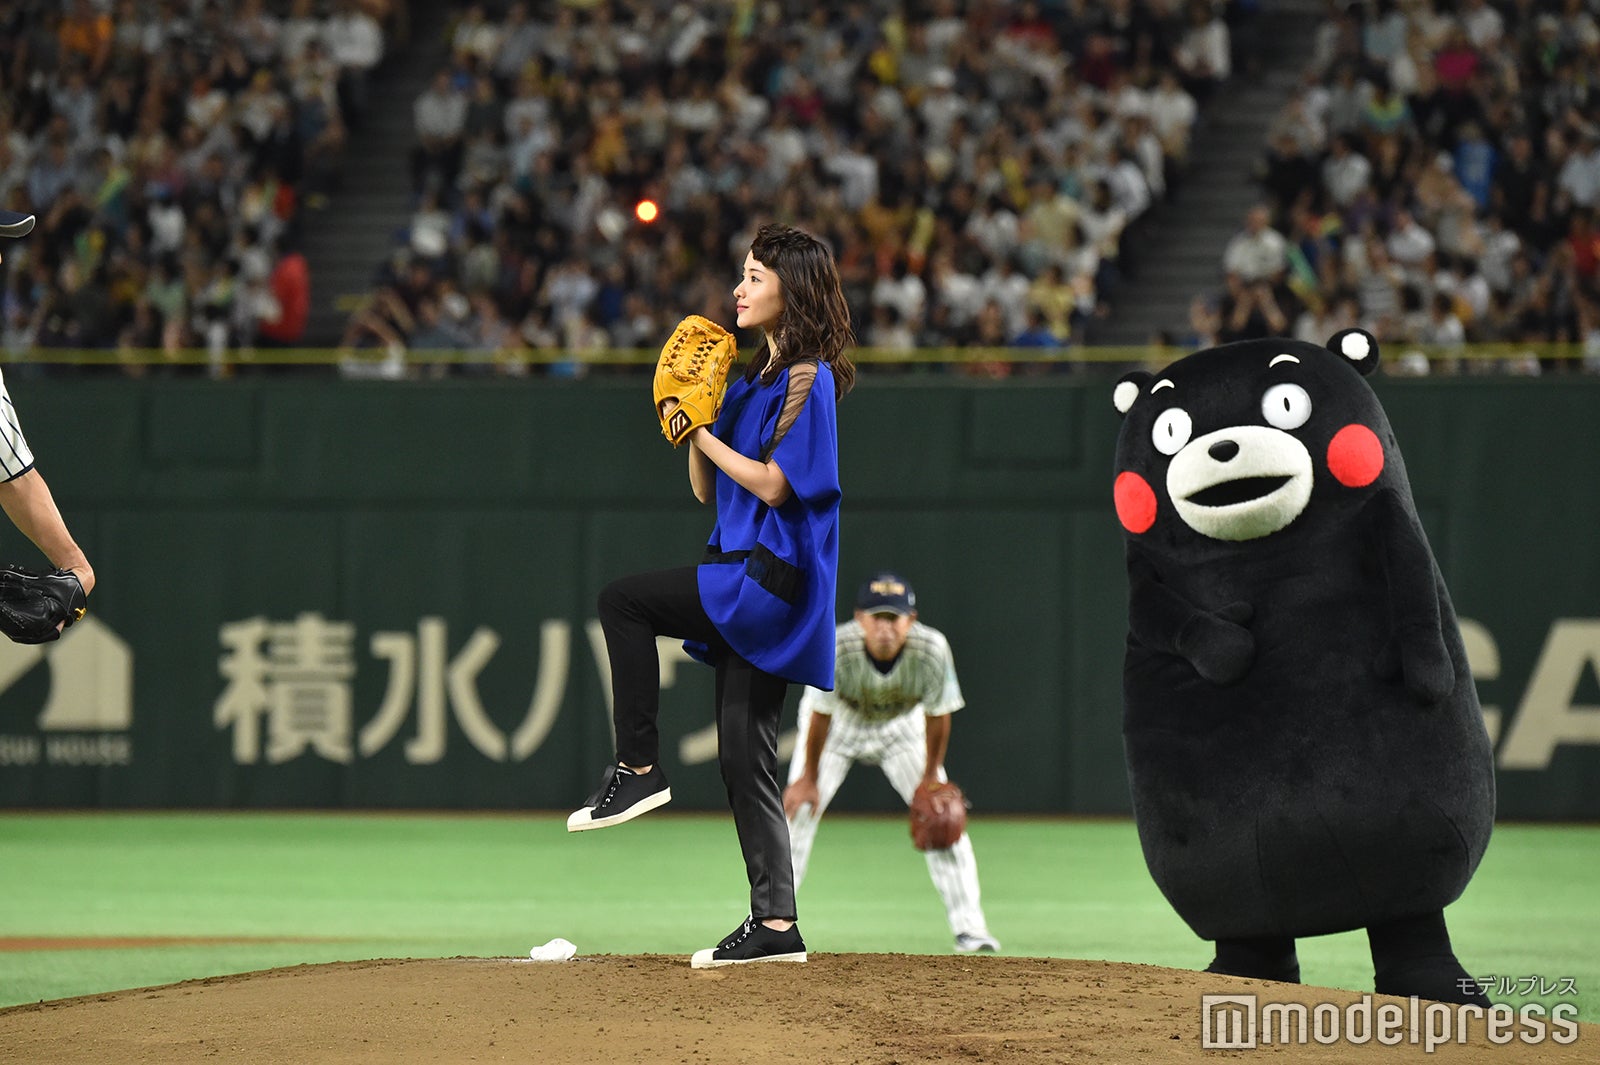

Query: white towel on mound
left=529, top=938, right=577, bottom=962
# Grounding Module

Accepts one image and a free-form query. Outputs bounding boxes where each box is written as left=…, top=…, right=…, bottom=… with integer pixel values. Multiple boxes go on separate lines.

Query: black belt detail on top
left=701, top=543, right=803, bottom=605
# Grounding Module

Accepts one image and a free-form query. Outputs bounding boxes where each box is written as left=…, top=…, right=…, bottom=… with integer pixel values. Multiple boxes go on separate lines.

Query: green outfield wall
left=1, top=373, right=1597, bottom=818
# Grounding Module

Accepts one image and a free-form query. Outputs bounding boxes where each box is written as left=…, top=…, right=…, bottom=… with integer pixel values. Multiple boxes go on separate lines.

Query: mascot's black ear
left=1327, top=328, right=1380, bottom=376
left=1113, top=371, right=1153, bottom=417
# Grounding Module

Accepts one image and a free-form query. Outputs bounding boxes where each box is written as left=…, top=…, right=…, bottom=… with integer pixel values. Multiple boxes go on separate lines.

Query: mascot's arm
left=1127, top=552, right=1255, bottom=685
left=1370, top=490, right=1454, bottom=703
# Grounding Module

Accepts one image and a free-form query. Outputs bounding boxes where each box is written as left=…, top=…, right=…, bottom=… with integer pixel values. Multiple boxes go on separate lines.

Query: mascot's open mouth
left=1167, top=426, right=1314, bottom=540
left=1185, top=476, right=1291, bottom=507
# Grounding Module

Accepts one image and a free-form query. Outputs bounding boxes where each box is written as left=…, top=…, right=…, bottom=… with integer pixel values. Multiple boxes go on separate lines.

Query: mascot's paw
left=1176, top=604, right=1256, bottom=686
left=1375, top=956, right=1490, bottom=1007
left=1402, top=642, right=1455, bottom=704
left=1213, top=601, right=1254, bottom=627
left=1376, top=634, right=1454, bottom=703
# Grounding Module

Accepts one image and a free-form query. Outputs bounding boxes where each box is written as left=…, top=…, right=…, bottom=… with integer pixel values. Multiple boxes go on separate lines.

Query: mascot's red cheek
left=1115, top=471, right=1158, bottom=533
left=1327, top=424, right=1384, bottom=487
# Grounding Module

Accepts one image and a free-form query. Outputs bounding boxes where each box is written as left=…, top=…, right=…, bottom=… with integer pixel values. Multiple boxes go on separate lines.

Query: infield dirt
left=0, top=954, right=1588, bottom=1063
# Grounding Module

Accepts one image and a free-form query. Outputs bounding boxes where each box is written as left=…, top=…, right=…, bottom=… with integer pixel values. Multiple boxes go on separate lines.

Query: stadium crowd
left=339, top=0, right=1231, bottom=375
left=1192, top=0, right=1600, bottom=374
left=0, top=0, right=397, bottom=370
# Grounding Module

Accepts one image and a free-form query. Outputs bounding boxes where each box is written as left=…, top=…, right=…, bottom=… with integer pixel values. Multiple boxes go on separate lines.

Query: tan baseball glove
left=910, top=780, right=970, bottom=851
left=653, top=315, right=737, bottom=446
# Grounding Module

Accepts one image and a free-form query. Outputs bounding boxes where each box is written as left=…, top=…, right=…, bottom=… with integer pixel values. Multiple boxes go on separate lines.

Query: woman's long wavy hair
left=746, top=223, right=856, bottom=400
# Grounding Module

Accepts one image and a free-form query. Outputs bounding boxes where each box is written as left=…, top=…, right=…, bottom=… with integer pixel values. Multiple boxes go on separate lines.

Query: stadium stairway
left=1089, top=0, right=1322, bottom=347
left=300, top=1, right=452, bottom=346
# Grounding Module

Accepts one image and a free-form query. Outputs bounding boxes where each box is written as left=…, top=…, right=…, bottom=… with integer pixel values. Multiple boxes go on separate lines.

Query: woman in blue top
left=567, top=223, right=855, bottom=968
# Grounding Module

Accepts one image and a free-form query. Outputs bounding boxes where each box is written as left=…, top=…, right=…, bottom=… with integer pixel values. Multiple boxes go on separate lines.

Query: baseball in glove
left=0, top=564, right=87, bottom=644
left=653, top=315, right=737, bottom=447
left=910, top=780, right=970, bottom=851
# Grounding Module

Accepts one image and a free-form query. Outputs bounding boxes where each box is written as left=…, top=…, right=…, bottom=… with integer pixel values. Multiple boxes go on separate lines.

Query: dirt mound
left=0, top=954, right=1587, bottom=1063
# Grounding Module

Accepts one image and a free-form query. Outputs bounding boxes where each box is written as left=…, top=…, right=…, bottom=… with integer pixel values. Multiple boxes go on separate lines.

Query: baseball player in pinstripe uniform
left=783, top=572, right=1000, bottom=954
left=0, top=214, right=97, bottom=614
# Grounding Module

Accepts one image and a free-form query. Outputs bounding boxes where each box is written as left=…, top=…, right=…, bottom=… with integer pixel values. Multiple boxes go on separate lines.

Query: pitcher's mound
left=0, top=954, right=1587, bottom=1063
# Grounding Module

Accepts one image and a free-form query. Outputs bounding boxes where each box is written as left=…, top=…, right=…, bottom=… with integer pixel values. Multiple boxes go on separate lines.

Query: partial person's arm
left=1257, top=285, right=1288, bottom=331
left=687, top=434, right=714, bottom=504
left=686, top=425, right=791, bottom=507
left=0, top=470, right=95, bottom=594
left=803, top=709, right=831, bottom=779
left=782, top=709, right=831, bottom=818
left=923, top=712, right=950, bottom=788
left=659, top=397, right=730, bottom=505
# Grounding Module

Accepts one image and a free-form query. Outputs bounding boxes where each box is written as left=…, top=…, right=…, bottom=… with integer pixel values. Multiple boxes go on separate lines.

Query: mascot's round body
left=1111, top=331, right=1495, bottom=1003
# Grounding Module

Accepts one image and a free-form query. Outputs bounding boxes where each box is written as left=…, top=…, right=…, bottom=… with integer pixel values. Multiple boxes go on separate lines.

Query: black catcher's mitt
left=0, top=565, right=87, bottom=644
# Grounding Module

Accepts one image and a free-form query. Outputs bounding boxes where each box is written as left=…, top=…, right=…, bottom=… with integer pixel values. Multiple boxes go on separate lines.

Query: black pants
left=597, top=566, right=796, bottom=921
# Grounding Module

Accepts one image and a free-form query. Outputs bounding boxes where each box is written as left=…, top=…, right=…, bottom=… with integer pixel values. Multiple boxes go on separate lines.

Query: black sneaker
left=716, top=918, right=753, bottom=950
left=690, top=916, right=807, bottom=968
left=565, top=764, right=671, bottom=832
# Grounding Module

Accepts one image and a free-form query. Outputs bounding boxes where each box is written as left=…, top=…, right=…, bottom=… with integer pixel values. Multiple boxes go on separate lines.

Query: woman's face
left=734, top=251, right=784, bottom=332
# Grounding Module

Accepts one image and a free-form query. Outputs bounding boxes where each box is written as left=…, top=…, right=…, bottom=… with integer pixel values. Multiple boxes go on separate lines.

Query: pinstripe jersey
left=799, top=619, right=964, bottom=725
left=0, top=368, right=36, bottom=482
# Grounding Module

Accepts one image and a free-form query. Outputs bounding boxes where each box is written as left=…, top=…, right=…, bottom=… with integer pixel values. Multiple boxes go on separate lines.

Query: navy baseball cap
left=856, top=572, right=916, bottom=616
left=0, top=211, right=35, bottom=238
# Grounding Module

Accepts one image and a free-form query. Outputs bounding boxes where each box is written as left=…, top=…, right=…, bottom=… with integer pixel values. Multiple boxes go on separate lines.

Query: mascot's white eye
left=1261, top=383, right=1312, bottom=430
left=1152, top=408, right=1192, bottom=456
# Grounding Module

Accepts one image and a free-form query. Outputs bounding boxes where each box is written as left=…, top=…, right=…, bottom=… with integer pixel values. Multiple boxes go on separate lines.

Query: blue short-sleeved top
left=691, top=359, right=841, bottom=690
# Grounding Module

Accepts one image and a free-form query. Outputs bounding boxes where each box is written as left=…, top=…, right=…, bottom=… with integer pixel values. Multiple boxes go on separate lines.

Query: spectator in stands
left=1320, top=133, right=1373, bottom=211
left=58, top=0, right=113, bottom=79
left=339, top=0, right=1219, bottom=371
left=1386, top=207, right=1437, bottom=277
left=0, top=0, right=402, bottom=370
left=1359, top=74, right=1413, bottom=143
left=1182, top=294, right=1222, bottom=350
left=1351, top=235, right=1405, bottom=338
left=1147, top=68, right=1199, bottom=170
left=413, top=70, right=467, bottom=195
left=1569, top=206, right=1600, bottom=333
left=492, top=2, right=539, bottom=89
left=1260, top=131, right=1319, bottom=218
left=1012, top=307, right=1063, bottom=351
left=1027, top=263, right=1081, bottom=343
left=1191, top=0, right=1600, bottom=370
left=1557, top=127, right=1600, bottom=210
left=1324, top=63, right=1374, bottom=139
left=866, top=305, right=916, bottom=353
left=872, top=254, right=927, bottom=331
left=324, top=0, right=384, bottom=127
left=1172, top=0, right=1230, bottom=101
left=1106, top=142, right=1154, bottom=220
left=281, top=0, right=322, bottom=61
left=451, top=3, right=500, bottom=71
left=1222, top=205, right=1288, bottom=285
left=1293, top=289, right=1360, bottom=346
left=1218, top=273, right=1289, bottom=342
left=257, top=237, right=310, bottom=348
left=1362, top=0, right=1409, bottom=70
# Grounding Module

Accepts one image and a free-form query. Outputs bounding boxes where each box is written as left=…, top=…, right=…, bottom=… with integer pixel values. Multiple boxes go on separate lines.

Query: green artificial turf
left=0, top=813, right=1593, bottom=1021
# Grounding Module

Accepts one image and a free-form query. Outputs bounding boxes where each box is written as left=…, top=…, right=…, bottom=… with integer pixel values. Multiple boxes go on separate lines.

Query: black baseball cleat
left=566, top=763, right=671, bottom=832
left=691, top=916, right=807, bottom=968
